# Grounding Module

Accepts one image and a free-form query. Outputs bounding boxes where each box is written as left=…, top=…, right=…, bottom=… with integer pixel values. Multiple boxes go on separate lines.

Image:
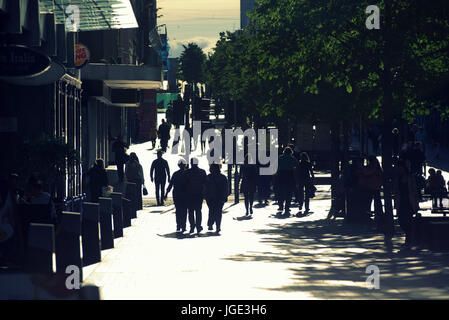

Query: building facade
left=240, top=0, right=257, bottom=29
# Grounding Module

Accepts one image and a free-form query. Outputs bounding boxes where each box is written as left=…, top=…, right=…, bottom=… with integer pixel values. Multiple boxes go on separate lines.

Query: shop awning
left=38, top=0, right=138, bottom=31
left=104, top=80, right=162, bottom=90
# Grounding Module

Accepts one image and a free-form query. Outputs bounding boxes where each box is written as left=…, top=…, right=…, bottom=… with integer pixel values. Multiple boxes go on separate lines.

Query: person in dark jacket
left=87, top=159, right=109, bottom=203
left=112, top=135, right=128, bottom=183
left=257, top=162, right=272, bottom=206
left=296, top=152, right=314, bottom=213
left=277, top=147, right=299, bottom=217
left=158, top=119, right=171, bottom=152
left=184, top=158, right=207, bottom=234
left=165, top=159, right=188, bottom=232
left=125, top=152, right=145, bottom=211
left=239, top=154, right=258, bottom=215
left=150, top=151, right=170, bottom=206
left=205, top=163, right=228, bottom=234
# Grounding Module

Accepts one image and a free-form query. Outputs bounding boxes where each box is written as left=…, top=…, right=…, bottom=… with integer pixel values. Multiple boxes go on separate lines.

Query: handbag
left=143, top=186, right=148, bottom=196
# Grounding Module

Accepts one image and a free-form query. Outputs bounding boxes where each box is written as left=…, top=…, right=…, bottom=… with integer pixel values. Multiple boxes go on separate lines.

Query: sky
left=157, top=0, right=240, bottom=57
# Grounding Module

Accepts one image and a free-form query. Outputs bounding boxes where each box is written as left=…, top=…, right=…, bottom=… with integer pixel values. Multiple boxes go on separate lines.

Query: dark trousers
left=155, top=181, right=166, bottom=205
left=369, top=190, right=383, bottom=227
left=279, top=185, right=293, bottom=211
left=188, top=195, right=203, bottom=232
left=161, top=138, right=168, bottom=151
left=278, top=171, right=295, bottom=212
left=174, top=198, right=188, bottom=230
left=297, top=182, right=310, bottom=211
left=398, top=200, right=413, bottom=244
left=117, top=161, right=125, bottom=182
left=207, top=200, right=224, bottom=231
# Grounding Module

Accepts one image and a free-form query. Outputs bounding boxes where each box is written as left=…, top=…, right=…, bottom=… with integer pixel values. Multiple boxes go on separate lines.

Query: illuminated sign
left=74, top=44, right=90, bottom=69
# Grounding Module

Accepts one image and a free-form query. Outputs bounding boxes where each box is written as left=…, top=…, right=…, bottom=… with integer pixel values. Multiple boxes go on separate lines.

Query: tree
left=178, top=43, right=207, bottom=94
left=206, top=0, right=449, bottom=239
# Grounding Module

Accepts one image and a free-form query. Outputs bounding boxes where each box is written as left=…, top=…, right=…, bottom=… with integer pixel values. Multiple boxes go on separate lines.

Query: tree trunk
left=381, top=0, right=395, bottom=241
left=330, top=120, right=340, bottom=212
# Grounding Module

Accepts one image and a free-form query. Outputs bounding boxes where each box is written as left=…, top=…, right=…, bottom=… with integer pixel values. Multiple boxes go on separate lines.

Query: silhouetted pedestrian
left=277, top=147, right=299, bottom=217
left=257, top=162, right=271, bottom=206
left=165, top=159, right=188, bottom=232
left=240, top=154, right=258, bottom=215
left=149, top=126, right=157, bottom=149
left=346, top=157, right=364, bottom=222
left=184, top=158, right=207, bottom=234
left=205, top=163, right=228, bottom=234
left=86, top=159, right=109, bottom=203
left=150, top=151, right=170, bottom=206
left=296, top=152, right=314, bottom=213
left=25, top=176, right=56, bottom=220
left=395, top=159, right=418, bottom=248
left=112, top=135, right=128, bottom=183
left=364, top=155, right=384, bottom=229
left=125, top=153, right=145, bottom=211
left=158, top=119, right=171, bottom=152
left=427, top=169, right=446, bottom=208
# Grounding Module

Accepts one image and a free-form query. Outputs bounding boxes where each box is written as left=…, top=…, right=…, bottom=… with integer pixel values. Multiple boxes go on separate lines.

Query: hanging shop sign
left=74, top=44, right=90, bottom=69
left=0, top=46, right=51, bottom=78
left=2, top=59, right=66, bottom=86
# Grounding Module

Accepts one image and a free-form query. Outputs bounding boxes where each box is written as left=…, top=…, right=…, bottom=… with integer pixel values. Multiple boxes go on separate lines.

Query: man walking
left=165, top=159, right=188, bottom=232
left=158, top=119, right=171, bottom=152
left=205, top=163, right=228, bottom=234
left=277, top=147, right=299, bottom=217
left=150, top=151, right=170, bottom=206
left=184, top=158, right=207, bottom=234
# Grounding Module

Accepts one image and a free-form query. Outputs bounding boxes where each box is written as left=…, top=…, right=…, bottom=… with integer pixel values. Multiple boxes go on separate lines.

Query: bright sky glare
left=157, top=0, right=240, bottom=57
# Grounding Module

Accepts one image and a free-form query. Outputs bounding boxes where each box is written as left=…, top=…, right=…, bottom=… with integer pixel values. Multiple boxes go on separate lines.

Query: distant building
left=240, top=0, right=257, bottom=29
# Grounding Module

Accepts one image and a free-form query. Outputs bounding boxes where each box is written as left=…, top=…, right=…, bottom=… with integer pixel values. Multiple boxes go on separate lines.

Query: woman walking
left=296, top=152, right=314, bottom=213
left=125, top=152, right=145, bottom=211
left=240, top=154, right=258, bottom=215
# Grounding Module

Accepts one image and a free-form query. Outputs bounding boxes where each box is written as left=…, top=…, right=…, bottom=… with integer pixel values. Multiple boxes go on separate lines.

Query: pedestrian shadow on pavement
left=225, top=218, right=449, bottom=299
left=233, top=215, right=253, bottom=221
left=157, top=232, right=197, bottom=239
left=295, top=211, right=314, bottom=218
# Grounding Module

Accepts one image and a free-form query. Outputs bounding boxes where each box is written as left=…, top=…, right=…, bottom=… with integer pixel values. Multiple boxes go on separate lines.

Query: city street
left=83, top=137, right=449, bottom=300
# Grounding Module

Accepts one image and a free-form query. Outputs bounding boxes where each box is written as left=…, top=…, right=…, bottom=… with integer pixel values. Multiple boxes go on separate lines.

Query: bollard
left=111, top=192, right=123, bottom=238
left=99, top=197, right=114, bottom=250
left=82, top=202, right=101, bottom=266
left=122, top=198, right=132, bottom=228
left=56, top=212, right=83, bottom=281
left=27, top=223, right=55, bottom=274
left=125, top=182, right=138, bottom=219
left=79, top=285, right=101, bottom=300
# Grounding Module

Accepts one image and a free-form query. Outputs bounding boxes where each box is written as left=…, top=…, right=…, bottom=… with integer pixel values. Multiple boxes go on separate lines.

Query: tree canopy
left=205, top=0, right=449, bottom=124
left=178, top=43, right=207, bottom=85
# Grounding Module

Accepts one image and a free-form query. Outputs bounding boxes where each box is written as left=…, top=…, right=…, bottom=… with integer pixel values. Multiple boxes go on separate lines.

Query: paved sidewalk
left=85, top=120, right=449, bottom=299
left=82, top=187, right=449, bottom=299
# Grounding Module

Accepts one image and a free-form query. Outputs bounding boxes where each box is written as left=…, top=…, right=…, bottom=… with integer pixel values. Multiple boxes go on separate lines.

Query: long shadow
left=224, top=218, right=449, bottom=299
left=234, top=215, right=253, bottom=221
left=157, top=232, right=197, bottom=239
